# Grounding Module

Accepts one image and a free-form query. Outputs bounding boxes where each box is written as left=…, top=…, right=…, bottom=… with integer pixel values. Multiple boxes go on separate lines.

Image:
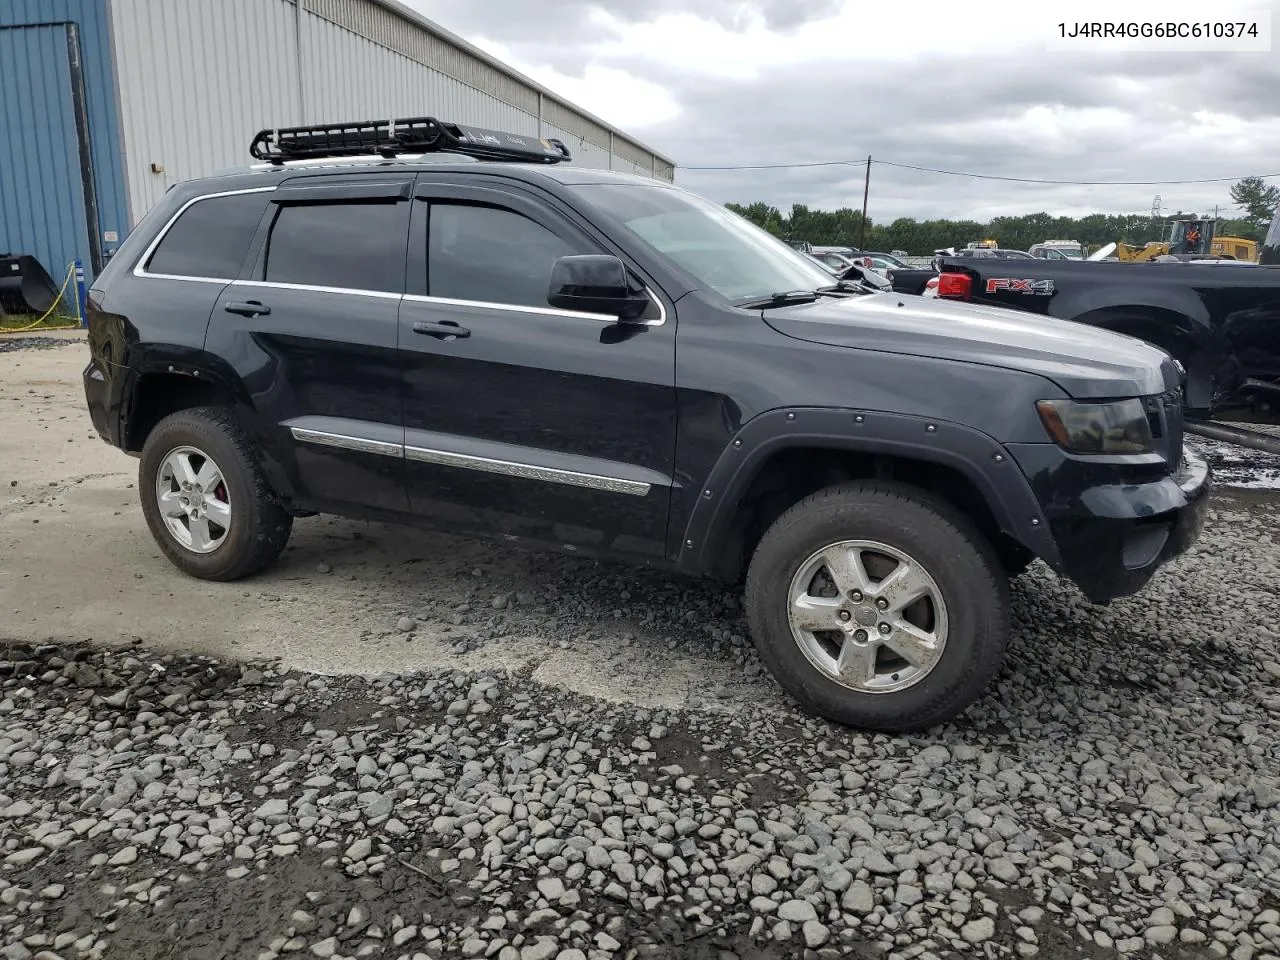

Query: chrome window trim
left=133, top=186, right=669, bottom=326
left=401, top=293, right=612, bottom=322
left=232, top=279, right=403, bottom=300
left=403, top=444, right=652, bottom=496
left=289, top=427, right=403, bottom=458
left=132, top=186, right=277, bottom=282
left=401, top=288, right=667, bottom=327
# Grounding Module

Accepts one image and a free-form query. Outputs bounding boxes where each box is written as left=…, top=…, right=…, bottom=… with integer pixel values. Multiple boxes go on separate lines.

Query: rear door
left=397, top=178, right=677, bottom=557
left=205, top=175, right=412, bottom=515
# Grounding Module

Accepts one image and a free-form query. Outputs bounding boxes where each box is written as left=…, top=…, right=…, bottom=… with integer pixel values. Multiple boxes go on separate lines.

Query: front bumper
left=1008, top=445, right=1211, bottom=603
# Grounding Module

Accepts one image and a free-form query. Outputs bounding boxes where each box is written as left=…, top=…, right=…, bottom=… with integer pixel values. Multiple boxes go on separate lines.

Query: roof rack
left=249, top=116, right=571, bottom=165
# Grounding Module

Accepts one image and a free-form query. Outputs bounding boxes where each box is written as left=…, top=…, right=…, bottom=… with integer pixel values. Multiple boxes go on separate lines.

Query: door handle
left=413, top=320, right=470, bottom=340
left=224, top=300, right=271, bottom=317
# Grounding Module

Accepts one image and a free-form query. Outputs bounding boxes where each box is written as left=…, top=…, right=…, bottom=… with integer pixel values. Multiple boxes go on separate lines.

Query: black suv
left=83, top=116, right=1210, bottom=732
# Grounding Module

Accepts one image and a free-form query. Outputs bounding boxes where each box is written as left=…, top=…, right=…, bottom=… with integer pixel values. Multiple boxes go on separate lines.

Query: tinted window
left=429, top=204, right=575, bottom=308
left=264, top=201, right=406, bottom=292
left=146, top=192, right=267, bottom=279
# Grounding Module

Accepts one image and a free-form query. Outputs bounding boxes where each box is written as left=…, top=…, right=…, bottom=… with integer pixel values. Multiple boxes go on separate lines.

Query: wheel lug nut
left=838, top=610, right=851, bottom=621
left=849, top=590, right=863, bottom=602
left=876, top=598, right=888, bottom=610
left=879, top=622, right=891, bottom=635
left=854, top=629, right=868, bottom=642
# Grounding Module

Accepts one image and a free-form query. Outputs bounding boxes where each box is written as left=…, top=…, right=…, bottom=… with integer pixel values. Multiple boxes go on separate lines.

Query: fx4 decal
left=986, top=277, right=1055, bottom=295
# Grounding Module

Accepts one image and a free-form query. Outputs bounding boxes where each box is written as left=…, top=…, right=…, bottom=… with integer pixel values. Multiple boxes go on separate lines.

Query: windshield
left=568, top=183, right=836, bottom=302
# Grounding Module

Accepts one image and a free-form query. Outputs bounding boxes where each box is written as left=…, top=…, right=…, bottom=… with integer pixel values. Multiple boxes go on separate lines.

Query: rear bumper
left=1008, top=445, right=1211, bottom=603
left=83, top=360, right=117, bottom=445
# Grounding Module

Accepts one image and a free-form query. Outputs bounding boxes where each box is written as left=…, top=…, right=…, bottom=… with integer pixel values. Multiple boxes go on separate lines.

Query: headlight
left=1035, top=398, right=1155, bottom=454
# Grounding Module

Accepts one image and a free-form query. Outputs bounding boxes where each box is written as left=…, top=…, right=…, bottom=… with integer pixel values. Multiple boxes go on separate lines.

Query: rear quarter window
left=144, top=191, right=269, bottom=280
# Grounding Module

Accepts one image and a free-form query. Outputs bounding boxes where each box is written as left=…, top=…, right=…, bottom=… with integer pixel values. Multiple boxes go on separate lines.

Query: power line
left=683, top=159, right=870, bottom=171
left=683, top=156, right=1280, bottom=185
left=876, top=159, right=1280, bottom=185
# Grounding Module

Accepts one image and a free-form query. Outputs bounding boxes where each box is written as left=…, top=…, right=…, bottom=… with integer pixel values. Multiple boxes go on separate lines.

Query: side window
left=428, top=203, right=576, bottom=308
left=264, top=200, right=406, bottom=293
left=145, top=192, right=267, bottom=279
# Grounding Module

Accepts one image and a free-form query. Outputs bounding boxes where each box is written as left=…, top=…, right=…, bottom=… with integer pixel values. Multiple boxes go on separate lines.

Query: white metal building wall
left=109, top=0, right=302, bottom=220
left=298, top=9, right=536, bottom=136
left=108, top=0, right=675, bottom=225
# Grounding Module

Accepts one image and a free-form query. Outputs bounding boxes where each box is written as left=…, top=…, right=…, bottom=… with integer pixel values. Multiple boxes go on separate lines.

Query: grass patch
left=0, top=313, right=80, bottom=332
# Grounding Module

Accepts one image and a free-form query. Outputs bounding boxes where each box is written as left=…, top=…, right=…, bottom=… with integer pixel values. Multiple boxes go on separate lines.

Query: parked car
left=923, top=248, right=1280, bottom=421
left=82, top=114, right=1210, bottom=732
left=810, top=251, right=857, bottom=272
left=952, top=248, right=1035, bottom=260
left=1029, top=240, right=1086, bottom=260
left=849, top=252, right=911, bottom=274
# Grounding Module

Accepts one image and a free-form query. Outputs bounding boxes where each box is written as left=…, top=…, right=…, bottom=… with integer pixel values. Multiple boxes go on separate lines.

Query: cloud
left=405, top=0, right=1280, bottom=222
left=417, top=0, right=844, bottom=45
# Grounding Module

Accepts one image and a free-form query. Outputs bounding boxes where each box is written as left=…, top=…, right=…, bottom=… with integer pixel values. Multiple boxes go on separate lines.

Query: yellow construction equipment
left=1114, top=242, right=1165, bottom=261
left=1113, top=218, right=1259, bottom=262
left=1209, top=235, right=1258, bottom=261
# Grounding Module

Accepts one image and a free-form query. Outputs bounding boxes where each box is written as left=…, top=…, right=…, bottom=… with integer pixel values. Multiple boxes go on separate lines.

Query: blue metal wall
left=0, top=0, right=128, bottom=285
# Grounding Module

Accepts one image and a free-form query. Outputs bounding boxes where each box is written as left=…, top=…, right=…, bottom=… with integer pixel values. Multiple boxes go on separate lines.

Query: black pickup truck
left=83, top=115, right=1210, bottom=733
left=909, top=231, right=1280, bottom=421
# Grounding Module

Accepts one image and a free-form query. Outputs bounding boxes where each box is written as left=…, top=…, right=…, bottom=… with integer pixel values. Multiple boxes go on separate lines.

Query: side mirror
left=547, top=255, right=651, bottom=321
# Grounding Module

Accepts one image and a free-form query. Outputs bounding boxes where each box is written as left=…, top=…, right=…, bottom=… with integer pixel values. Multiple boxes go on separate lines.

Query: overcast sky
left=407, top=0, right=1280, bottom=222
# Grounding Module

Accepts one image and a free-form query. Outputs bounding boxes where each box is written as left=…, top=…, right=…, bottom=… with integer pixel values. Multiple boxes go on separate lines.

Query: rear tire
left=743, top=481, right=1010, bottom=732
left=138, top=407, right=292, bottom=581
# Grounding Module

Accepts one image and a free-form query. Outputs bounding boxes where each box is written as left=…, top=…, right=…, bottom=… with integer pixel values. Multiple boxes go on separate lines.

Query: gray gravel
left=2, top=488, right=1279, bottom=960
left=0, top=335, right=80, bottom=354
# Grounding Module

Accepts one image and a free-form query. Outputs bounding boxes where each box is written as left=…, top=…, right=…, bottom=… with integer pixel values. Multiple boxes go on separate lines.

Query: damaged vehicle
left=83, top=115, right=1210, bottom=731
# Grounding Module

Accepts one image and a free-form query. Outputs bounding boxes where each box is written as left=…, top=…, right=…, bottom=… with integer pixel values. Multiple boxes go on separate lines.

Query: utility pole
left=859, top=155, right=871, bottom=249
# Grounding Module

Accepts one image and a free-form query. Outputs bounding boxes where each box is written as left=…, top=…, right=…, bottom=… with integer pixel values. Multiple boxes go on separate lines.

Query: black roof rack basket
left=249, top=116, right=571, bottom=165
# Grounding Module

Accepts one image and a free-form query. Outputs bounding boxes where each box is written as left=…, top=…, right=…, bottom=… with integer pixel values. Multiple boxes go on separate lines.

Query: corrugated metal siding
left=299, top=9, right=535, bottom=133
left=541, top=123, right=612, bottom=173
left=109, top=0, right=674, bottom=225
left=109, top=0, right=301, bottom=221
left=541, top=98, right=610, bottom=153
left=304, top=0, right=539, bottom=116
left=0, top=0, right=129, bottom=281
left=297, top=0, right=672, bottom=177
left=0, top=25, right=92, bottom=281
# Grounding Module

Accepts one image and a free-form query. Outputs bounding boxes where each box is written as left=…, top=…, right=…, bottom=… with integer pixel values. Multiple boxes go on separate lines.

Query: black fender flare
left=121, top=345, right=256, bottom=443
left=675, top=407, right=1061, bottom=575
left=120, top=346, right=299, bottom=502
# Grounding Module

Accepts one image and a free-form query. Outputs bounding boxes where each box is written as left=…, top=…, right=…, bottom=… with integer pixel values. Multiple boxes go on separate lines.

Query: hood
left=764, top=293, right=1178, bottom=399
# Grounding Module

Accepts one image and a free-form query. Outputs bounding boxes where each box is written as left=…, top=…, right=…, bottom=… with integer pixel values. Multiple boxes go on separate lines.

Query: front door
left=398, top=179, right=677, bottom=558
left=205, top=175, right=412, bottom=515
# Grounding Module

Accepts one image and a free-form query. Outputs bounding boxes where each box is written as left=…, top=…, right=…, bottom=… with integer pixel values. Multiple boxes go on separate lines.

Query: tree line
left=725, top=177, right=1279, bottom=256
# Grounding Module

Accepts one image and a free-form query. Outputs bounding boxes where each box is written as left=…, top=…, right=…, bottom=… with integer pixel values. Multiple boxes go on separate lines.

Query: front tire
left=138, top=407, right=292, bottom=581
left=743, top=481, right=1010, bottom=732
